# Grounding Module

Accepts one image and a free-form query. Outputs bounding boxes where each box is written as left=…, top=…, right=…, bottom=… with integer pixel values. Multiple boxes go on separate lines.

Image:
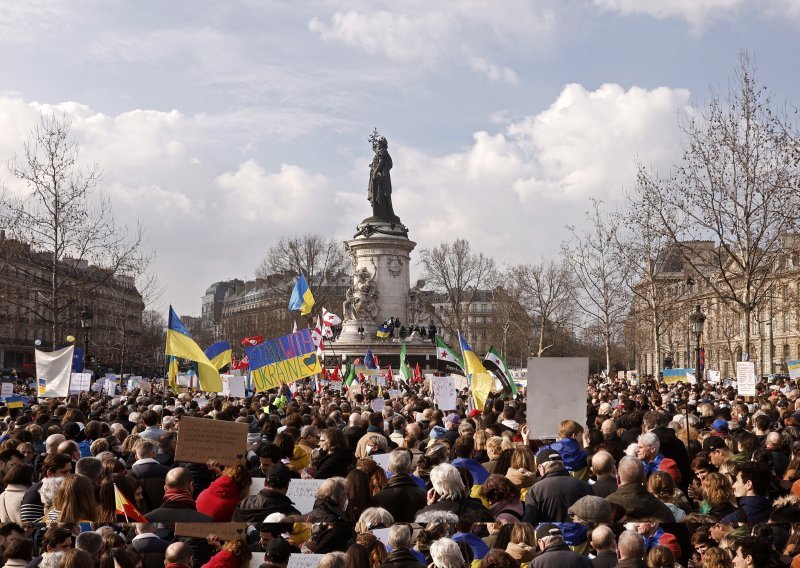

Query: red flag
left=241, top=335, right=264, bottom=346
left=374, top=354, right=380, bottom=368
left=387, top=364, right=392, bottom=380
left=321, top=367, right=330, bottom=380
left=330, top=366, right=340, bottom=382
left=114, top=484, right=147, bottom=522
left=234, top=356, right=249, bottom=370
left=414, top=362, right=422, bottom=383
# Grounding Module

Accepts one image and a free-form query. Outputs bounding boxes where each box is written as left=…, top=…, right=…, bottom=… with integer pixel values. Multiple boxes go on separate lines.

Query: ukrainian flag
left=288, top=274, right=315, bottom=316
left=376, top=322, right=392, bottom=338
left=167, top=356, right=179, bottom=392
left=5, top=395, right=23, bottom=409
left=204, top=341, right=233, bottom=370
left=165, top=306, right=222, bottom=392
left=459, top=333, right=493, bottom=411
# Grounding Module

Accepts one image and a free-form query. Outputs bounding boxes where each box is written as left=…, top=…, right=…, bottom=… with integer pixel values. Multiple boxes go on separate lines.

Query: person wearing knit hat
left=567, top=495, right=613, bottom=525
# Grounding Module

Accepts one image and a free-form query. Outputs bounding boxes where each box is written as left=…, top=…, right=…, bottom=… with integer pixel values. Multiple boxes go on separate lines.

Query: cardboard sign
left=370, top=398, right=385, bottom=412
left=285, top=479, right=324, bottom=514
left=175, top=416, right=248, bottom=466
left=0, top=382, right=13, bottom=398
left=222, top=374, right=246, bottom=398
left=287, top=555, right=326, bottom=568
left=526, top=357, right=588, bottom=440
left=737, top=361, right=757, bottom=396
left=249, top=553, right=265, bottom=568
left=174, top=523, right=246, bottom=541
left=431, top=375, right=457, bottom=411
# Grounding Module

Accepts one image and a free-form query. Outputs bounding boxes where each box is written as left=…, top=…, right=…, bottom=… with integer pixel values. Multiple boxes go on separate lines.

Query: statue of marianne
left=367, top=133, right=399, bottom=222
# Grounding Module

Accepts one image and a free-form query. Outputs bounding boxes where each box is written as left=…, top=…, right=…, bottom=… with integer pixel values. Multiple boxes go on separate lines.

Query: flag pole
left=114, top=484, right=130, bottom=523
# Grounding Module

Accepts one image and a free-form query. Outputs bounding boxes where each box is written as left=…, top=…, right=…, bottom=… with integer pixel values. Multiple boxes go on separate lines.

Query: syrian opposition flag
left=400, top=342, right=411, bottom=383
left=435, top=336, right=465, bottom=376
left=241, top=335, right=264, bottom=346
left=322, top=307, right=342, bottom=327
left=484, top=346, right=517, bottom=396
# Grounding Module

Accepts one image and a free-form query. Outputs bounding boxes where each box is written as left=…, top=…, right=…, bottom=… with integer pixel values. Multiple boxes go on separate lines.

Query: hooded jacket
left=540, top=438, right=589, bottom=473
left=231, top=489, right=300, bottom=523
left=371, top=474, right=427, bottom=522
left=650, top=426, right=691, bottom=491
left=196, top=476, right=242, bottom=522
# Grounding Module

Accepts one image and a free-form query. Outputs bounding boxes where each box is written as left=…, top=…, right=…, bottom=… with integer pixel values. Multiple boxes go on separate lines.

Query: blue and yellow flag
left=5, top=395, right=23, bottom=409
left=165, top=306, right=222, bottom=392
left=288, top=274, right=315, bottom=316
left=167, top=356, right=179, bottom=392
left=459, top=333, right=493, bottom=411
left=204, top=341, right=233, bottom=370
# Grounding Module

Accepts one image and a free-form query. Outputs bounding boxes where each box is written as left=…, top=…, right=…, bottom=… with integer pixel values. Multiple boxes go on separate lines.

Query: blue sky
left=1, top=0, right=798, bottom=316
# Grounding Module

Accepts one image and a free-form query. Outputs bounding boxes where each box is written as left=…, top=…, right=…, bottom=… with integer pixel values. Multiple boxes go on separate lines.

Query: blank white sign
left=526, top=357, right=588, bottom=440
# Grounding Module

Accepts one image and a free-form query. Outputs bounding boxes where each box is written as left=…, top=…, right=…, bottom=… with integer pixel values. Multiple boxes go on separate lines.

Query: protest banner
left=35, top=346, right=74, bottom=397
left=737, top=361, right=757, bottom=396
left=370, top=397, right=385, bottom=412
left=175, top=416, right=248, bottom=466
left=707, top=370, right=721, bottom=384
left=221, top=374, right=246, bottom=398
left=431, top=375, right=457, bottom=410
left=69, top=373, right=92, bottom=394
left=0, top=382, right=13, bottom=398
left=526, top=357, right=588, bottom=440
left=287, top=555, right=326, bottom=568
left=663, top=368, right=693, bottom=384
left=246, top=329, right=322, bottom=391
left=175, top=523, right=246, bottom=541
left=285, top=479, right=324, bottom=514
left=788, top=359, right=800, bottom=381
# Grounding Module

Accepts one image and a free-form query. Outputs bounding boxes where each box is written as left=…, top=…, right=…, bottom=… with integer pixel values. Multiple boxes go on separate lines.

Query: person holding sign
left=196, top=463, right=253, bottom=522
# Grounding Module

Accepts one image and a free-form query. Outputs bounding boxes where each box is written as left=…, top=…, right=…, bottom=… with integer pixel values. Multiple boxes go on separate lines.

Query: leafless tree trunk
left=637, top=53, right=800, bottom=359
left=562, top=199, right=631, bottom=375
left=0, top=112, right=147, bottom=349
left=419, top=238, right=495, bottom=338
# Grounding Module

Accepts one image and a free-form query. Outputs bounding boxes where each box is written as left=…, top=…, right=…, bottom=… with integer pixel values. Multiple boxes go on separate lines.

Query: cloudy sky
left=1, top=0, right=798, bottom=316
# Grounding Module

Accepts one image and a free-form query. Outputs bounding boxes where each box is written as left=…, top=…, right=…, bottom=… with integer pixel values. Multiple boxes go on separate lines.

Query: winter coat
left=313, top=449, right=352, bottom=479
left=379, top=548, right=426, bottom=568
left=650, top=426, right=691, bottom=491
left=591, top=550, right=618, bottom=568
left=196, top=476, right=242, bottom=522
left=452, top=458, right=489, bottom=485
left=305, top=497, right=349, bottom=523
left=232, top=489, right=301, bottom=523
left=605, top=483, right=675, bottom=522
left=414, top=496, right=494, bottom=523
left=144, top=502, right=214, bottom=523
left=591, top=475, right=618, bottom=498
left=201, top=550, right=239, bottom=568
left=721, top=496, right=773, bottom=524
left=523, top=469, right=593, bottom=523
left=371, top=474, right=427, bottom=522
left=0, top=484, right=27, bottom=524
left=531, top=543, right=593, bottom=568
left=488, top=499, right=525, bottom=523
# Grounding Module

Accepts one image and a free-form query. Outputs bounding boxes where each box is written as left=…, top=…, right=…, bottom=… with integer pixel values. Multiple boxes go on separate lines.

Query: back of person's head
left=429, top=463, right=465, bottom=500
left=3, top=538, right=33, bottom=562
left=617, top=530, right=645, bottom=561
left=590, top=450, right=615, bottom=476
left=429, top=538, right=465, bottom=568
left=165, top=467, right=193, bottom=491
left=164, top=542, right=193, bottom=566
left=647, top=545, right=676, bottom=568
left=317, top=551, right=346, bottom=568
left=75, top=531, right=103, bottom=557
left=618, top=455, right=645, bottom=485
left=643, top=411, right=668, bottom=431
left=75, top=457, right=103, bottom=482
left=3, top=463, right=33, bottom=487
left=453, top=436, right=474, bottom=459
left=480, top=549, right=520, bottom=568
left=141, top=410, right=158, bottom=427
left=387, top=449, right=412, bottom=476
left=387, top=524, right=413, bottom=550
left=316, top=477, right=347, bottom=507
left=558, top=419, right=583, bottom=439
left=135, top=439, right=157, bottom=459
left=591, top=525, right=615, bottom=552
left=60, top=548, right=95, bottom=568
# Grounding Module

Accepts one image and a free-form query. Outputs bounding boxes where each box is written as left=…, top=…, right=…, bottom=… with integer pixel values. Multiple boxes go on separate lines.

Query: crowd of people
left=0, top=371, right=798, bottom=568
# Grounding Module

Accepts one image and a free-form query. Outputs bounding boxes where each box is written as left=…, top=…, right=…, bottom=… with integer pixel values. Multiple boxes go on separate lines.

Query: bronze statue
left=367, top=132, right=398, bottom=222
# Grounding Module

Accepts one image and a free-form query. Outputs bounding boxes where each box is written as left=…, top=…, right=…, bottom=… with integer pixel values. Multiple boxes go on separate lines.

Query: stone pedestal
left=338, top=219, right=416, bottom=344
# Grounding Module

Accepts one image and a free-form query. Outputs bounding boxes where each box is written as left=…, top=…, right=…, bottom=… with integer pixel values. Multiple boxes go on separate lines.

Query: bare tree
left=511, top=259, right=576, bottom=357
left=487, top=272, right=534, bottom=366
left=419, top=238, right=496, bottom=337
left=562, top=199, right=631, bottom=374
left=638, top=53, right=800, bottom=358
left=0, top=112, right=147, bottom=349
left=255, top=233, right=351, bottom=323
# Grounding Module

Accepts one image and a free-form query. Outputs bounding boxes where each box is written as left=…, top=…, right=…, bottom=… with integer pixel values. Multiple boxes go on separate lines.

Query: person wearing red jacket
left=637, top=432, right=681, bottom=487
left=202, top=538, right=251, bottom=568
left=196, top=463, right=252, bottom=522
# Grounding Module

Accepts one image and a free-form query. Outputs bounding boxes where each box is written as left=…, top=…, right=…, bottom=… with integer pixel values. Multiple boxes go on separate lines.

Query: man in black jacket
left=531, top=524, right=592, bottom=568
left=605, top=457, right=674, bottom=522
left=232, top=464, right=300, bottom=522
left=372, top=449, right=426, bottom=522
left=524, top=450, right=592, bottom=523
left=642, top=411, right=691, bottom=492
left=144, top=467, right=213, bottom=523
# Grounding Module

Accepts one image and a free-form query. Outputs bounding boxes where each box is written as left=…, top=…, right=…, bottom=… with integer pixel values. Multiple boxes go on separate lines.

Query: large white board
left=526, top=357, right=588, bottom=440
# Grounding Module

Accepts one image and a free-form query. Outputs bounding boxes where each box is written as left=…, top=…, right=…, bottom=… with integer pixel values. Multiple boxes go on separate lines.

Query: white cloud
left=592, top=0, right=744, bottom=27
left=469, top=57, right=519, bottom=85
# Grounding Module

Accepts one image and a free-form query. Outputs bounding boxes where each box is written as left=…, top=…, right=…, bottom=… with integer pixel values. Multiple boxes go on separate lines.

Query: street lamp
left=686, top=304, right=705, bottom=444
left=80, top=309, right=93, bottom=374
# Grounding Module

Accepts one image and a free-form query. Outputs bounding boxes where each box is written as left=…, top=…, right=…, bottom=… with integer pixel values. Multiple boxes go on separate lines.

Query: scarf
left=642, top=453, right=665, bottom=477
left=162, top=488, right=196, bottom=508
left=643, top=527, right=664, bottom=551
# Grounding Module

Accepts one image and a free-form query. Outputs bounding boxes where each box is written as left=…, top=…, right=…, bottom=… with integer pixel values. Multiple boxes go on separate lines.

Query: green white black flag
left=483, top=346, right=517, bottom=396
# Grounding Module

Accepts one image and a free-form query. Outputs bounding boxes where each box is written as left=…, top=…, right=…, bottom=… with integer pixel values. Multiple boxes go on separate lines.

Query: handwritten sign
left=287, top=555, right=326, bottom=568
left=285, top=479, right=324, bottom=514
left=69, top=373, right=92, bottom=395
left=0, top=382, right=13, bottom=398
left=370, top=398, right=385, bottom=412
left=737, top=361, right=757, bottom=396
left=431, top=376, right=457, bottom=411
left=104, top=379, right=117, bottom=396
left=246, top=329, right=322, bottom=391
left=222, top=374, right=246, bottom=398
left=175, top=523, right=246, bottom=541
left=175, top=416, right=248, bottom=466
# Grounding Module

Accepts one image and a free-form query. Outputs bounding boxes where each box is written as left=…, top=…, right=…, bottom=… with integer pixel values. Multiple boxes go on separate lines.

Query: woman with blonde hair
left=354, top=507, right=394, bottom=534
left=196, top=462, right=253, bottom=522
left=701, top=547, right=732, bottom=568
left=53, top=475, right=97, bottom=522
left=699, top=473, right=737, bottom=520
left=202, top=538, right=252, bottom=568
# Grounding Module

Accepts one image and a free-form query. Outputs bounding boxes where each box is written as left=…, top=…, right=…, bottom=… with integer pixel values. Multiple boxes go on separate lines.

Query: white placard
left=248, top=477, right=266, bottom=497
left=707, top=370, right=721, bottom=384
left=526, top=357, right=589, bottom=440
left=91, top=378, right=105, bottom=392
left=371, top=453, right=390, bottom=472
left=377, top=375, right=386, bottom=387
left=221, top=374, right=246, bottom=398
left=69, top=373, right=92, bottom=394
left=285, top=479, right=324, bottom=514
left=388, top=389, right=402, bottom=399
left=248, top=553, right=265, bottom=568
left=330, top=381, right=342, bottom=391
left=452, top=375, right=469, bottom=390
left=104, top=379, right=117, bottom=396
left=195, top=397, right=208, bottom=407
left=177, top=374, right=192, bottom=387
left=370, top=398, right=385, bottom=412
left=431, top=376, right=457, bottom=411
left=0, top=382, right=13, bottom=398
left=287, top=555, right=326, bottom=568
left=737, top=362, right=756, bottom=396
left=372, top=528, right=391, bottom=548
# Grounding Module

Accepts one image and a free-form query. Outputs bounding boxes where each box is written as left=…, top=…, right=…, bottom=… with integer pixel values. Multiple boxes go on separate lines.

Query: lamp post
left=688, top=304, right=706, bottom=443
left=80, top=309, right=93, bottom=374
